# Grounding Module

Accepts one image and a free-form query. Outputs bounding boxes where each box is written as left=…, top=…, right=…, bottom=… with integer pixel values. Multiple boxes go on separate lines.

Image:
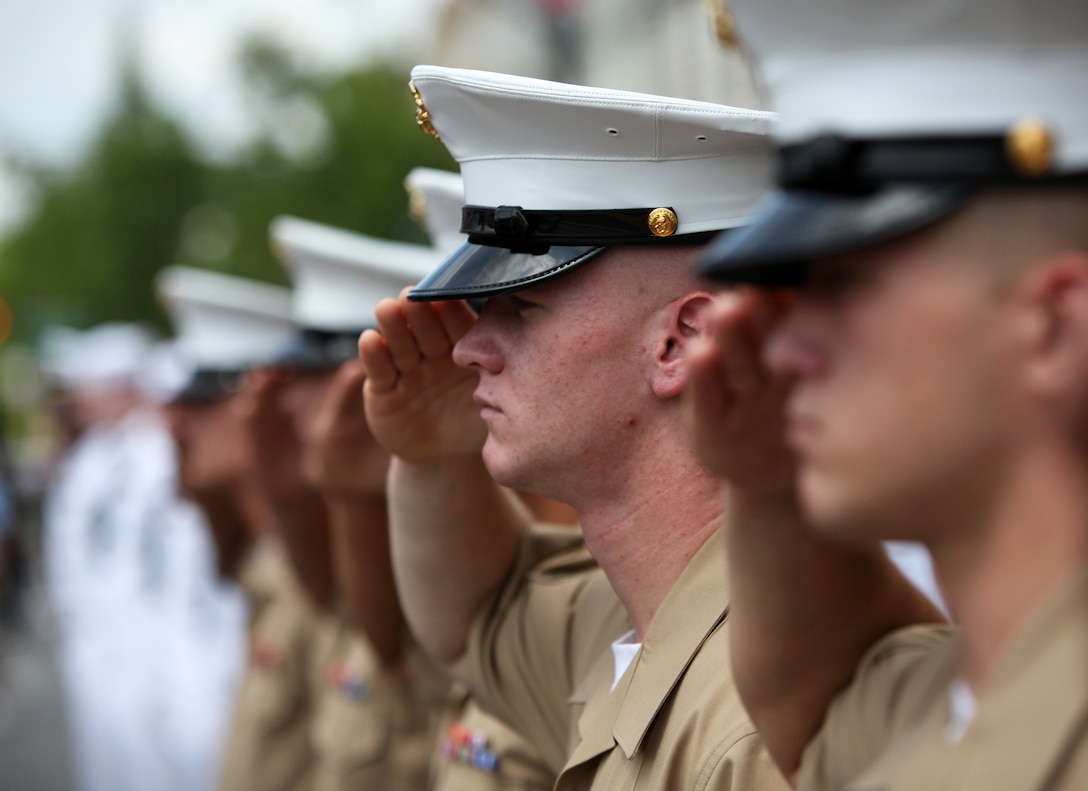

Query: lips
left=473, top=391, right=501, bottom=417
left=783, top=399, right=820, bottom=452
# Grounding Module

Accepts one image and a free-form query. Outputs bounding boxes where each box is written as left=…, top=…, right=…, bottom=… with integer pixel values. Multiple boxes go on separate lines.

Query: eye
left=805, top=259, right=870, bottom=297
left=508, top=294, right=541, bottom=314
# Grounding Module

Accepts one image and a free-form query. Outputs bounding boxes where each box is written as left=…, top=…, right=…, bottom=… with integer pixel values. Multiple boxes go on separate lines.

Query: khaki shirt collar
left=851, top=565, right=1088, bottom=791
left=566, top=529, right=729, bottom=766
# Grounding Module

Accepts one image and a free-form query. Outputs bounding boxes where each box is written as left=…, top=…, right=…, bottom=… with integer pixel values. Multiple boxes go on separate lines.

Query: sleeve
left=463, top=524, right=598, bottom=774
left=796, top=623, right=956, bottom=791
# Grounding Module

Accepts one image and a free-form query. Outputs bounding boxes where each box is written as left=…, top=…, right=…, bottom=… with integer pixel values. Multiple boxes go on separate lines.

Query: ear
left=650, top=291, right=717, bottom=400
left=1019, top=251, right=1088, bottom=403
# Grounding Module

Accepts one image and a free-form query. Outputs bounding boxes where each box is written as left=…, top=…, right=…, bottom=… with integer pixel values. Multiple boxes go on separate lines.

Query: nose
left=764, top=297, right=828, bottom=381
left=452, top=313, right=503, bottom=374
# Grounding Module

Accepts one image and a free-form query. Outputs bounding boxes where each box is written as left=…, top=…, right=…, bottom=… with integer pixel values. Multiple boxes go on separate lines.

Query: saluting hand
left=359, top=292, right=487, bottom=463
left=683, top=288, right=796, bottom=495
left=234, top=367, right=309, bottom=500
left=303, top=359, right=390, bottom=497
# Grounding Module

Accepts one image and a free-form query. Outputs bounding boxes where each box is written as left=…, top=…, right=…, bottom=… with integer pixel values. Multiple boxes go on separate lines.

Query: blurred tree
left=0, top=51, right=206, bottom=338
left=199, top=37, right=456, bottom=283
left=0, top=35, right=457, bottom=344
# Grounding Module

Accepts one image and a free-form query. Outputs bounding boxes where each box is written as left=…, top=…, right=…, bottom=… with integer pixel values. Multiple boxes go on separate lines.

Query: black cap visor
left=408, top=242, right=607, bottom=302
left=172, top=369, right=244, bottom=404
left=699, top=185, right=971, bottom=286
left=268, top=329, right=363, bottom=373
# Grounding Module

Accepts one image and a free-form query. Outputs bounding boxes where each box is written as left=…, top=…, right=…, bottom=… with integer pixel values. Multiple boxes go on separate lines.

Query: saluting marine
left=266, top=213, right=449, bottom=791
left=694, top=0, right=1088, bottom=788
left=158, top=267, right=322, bottom=791
left=361, top=66, right=791, bottom=790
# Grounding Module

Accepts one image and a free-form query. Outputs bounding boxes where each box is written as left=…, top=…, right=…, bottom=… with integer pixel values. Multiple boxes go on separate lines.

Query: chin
left=800, top=470, right=883, bottom=544
left=480, top=441, right=516, bottom=487
left=481, top=439, right=540, bottom=494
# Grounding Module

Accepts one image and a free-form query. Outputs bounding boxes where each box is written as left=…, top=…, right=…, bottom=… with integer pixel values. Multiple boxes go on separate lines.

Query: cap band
left=779, top=133, right=1088, bottom=192
left=461, top=205, right=718, bottom=247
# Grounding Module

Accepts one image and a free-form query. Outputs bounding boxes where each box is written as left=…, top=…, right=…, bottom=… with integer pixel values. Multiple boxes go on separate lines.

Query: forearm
left=725, top=487, right=944, bottom=777
left=388, top=455, right=529, bottom=667
left=326, top=495, right=406, bottom=667
left=271, top=489, right=336, bottom=613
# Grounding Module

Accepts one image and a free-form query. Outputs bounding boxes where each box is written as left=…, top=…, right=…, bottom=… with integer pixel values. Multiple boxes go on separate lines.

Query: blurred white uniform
left=42, top=329, right=248, bottom=791
left=48, top=415, right=139, bottom=791
left=162, top=498, right=248, bottom=791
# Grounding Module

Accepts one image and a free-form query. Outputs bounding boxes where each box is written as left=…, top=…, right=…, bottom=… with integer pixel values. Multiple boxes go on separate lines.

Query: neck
left=929, top=444, right=1088, bottom=690
left=574, top=425, right=723, bottom=640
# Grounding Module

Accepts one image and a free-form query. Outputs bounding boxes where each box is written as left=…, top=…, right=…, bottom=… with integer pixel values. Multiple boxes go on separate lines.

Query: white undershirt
left=610, top=629, right=642, bottom=692
left=945, top=677, right=978, bottom=744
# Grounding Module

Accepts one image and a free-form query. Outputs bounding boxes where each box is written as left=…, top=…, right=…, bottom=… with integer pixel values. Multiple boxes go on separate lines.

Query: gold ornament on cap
left=407, top=185, right=426, bottom=225
left=648, top=208, right=679, bottom=237
left=704, top=0, right=740, bottom=48
left=1005, top=117, right=1054, bottom=177
left=409, top=80, right=439, bottom=140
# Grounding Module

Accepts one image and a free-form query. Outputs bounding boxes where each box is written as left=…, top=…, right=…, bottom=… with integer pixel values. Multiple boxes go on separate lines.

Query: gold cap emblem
left=407, top=185, right=426, bottom=225
left=409, top=80, right=439, bottom=140
left=704, top=0, right=740, bottom=48
left=1005, top=117, right=1054, bottom=177
left=648, top=208, right=679, bottom=238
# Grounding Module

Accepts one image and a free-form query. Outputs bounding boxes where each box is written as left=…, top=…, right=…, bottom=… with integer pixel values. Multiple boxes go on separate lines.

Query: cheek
left=804, top=289, right=1006, bottom=530
left=831, top=274, right=988, bottom=420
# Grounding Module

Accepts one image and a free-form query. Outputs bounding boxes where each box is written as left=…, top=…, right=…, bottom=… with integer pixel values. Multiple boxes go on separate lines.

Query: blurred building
left=425, top=0, right=764, bottom=108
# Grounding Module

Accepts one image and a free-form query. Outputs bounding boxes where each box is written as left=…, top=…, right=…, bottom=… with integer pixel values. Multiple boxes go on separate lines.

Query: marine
left=361, top=66, right=790, bottom=790
left=691, top=0, right=1088, bottom=788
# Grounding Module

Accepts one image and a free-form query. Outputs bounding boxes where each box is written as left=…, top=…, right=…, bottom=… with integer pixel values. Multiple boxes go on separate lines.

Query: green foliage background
left=0, top=37, right=456, bottom=344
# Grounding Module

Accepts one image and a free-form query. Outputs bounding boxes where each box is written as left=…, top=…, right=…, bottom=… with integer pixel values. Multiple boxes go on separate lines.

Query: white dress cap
left=410, top=65, right=774, bottom=238
left=404, top=167, right=466, bottom=255
left=156, top=266, right=295, bottom=371
left=731, top=0, right=1088, bottom=176
left=40, top=323, right=154, bottom=391
left=269, top=215, right=443, bottom=332
left=700, top=0, right=1088, bottom=284
left=407, top=66, right=774, bottom=301
left=39, top=325, right=84, bottom=384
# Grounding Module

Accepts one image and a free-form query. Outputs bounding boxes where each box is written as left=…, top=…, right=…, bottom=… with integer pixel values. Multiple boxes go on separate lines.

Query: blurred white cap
left=40, top=323, right=154, bottom=391
left=269, top=215, right=442, bottom=332
left=156, top=266, right=295, bottom=372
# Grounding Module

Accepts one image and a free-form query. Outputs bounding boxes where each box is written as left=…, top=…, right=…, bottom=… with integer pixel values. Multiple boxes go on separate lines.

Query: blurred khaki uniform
left=430, top=685, right=556, bottom=791
left=798, top=569, right=1088, bottom=791
left=466, top=527, right=787, bottom=791
left=218, top=541, right=320, bottom=791
left=310, top=618, right=444, bottom=791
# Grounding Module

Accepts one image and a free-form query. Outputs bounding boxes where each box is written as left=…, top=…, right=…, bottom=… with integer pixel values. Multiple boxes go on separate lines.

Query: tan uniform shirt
left=218, top=542, right=321, bottom=791
left=799, top=567, right=1088, bottom=791
left=310, top=618, right=443, bottom=791
left=467, top=526, right=788, bottom=791
left=430, top=684, right=557, bottom=791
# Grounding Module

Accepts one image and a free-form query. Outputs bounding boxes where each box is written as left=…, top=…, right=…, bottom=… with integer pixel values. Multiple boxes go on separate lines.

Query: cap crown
left=156, top=266, right=295, bottom=371
left=731, top=0, right=1088, bottom=174
left=409, top=65, right=774, bottom=236
left=270, top=216, right=442, bottom=332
